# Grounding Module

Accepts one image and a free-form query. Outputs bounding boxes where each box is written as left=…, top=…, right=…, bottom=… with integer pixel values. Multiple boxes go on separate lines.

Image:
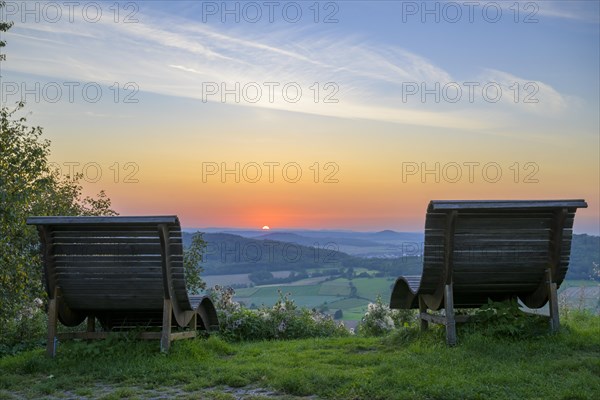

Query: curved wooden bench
left=390, top=199, right=587, bottom=345
left=27, top=216, right=219, bottom=356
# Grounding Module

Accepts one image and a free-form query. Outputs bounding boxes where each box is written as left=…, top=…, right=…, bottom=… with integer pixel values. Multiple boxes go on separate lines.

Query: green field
left=231, top=277, right=397, bottom=320
left=234, top=287, right=259, bottom=297
left=318, top=280, right=351, bottom=296
left=341, top=307, right=369, bottom=321
left=327, top=298, right=369, bottom=309
left=236, top=284, right=338, bottom=308
left=231, top=278, right=600, bottom=321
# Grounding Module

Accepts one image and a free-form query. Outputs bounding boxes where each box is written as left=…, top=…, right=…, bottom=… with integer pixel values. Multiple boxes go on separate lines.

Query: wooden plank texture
left=390, top=199, right=587, bottom=344
left=27, top=215, right=219, bottom=354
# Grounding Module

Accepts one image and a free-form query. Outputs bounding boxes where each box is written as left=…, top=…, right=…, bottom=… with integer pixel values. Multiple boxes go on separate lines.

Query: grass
left=560, top=280, right=600, bottom=289
left=234, top=287, right=259, bottom=297
left=318, top=281, right=351, bottom=296
left=327, top=298, right=369, bottom=309
left=343, top=307, right=369, bottom=321
left=1, top=313, right=599, bottom=399
left=239, top=296, right=336, bottom=308
left=351, top=277, right=396, bottom=300
left=235, top=278, right=600, bottom=321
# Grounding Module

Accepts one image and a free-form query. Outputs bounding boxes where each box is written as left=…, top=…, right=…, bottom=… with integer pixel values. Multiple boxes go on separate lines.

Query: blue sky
left=1, top=1, right=599, bottom=233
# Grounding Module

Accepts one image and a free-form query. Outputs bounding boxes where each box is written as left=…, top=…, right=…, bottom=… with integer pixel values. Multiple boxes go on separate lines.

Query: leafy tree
left=0, top=102, right=118, bottom=325
left=0, top=7, right=117, bottom=327
left=183, top=233, right=207, bottom=293
left=248, top=270, right=275, bottom=284
left=0, top=1, right=13, bottom=53
left=349, top=282, right=358, bottom=298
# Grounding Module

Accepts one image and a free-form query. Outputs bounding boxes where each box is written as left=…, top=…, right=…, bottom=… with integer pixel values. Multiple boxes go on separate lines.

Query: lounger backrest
left=27, top=216, right=199, bottom=328
left=420, top=200, right=587, bottom=309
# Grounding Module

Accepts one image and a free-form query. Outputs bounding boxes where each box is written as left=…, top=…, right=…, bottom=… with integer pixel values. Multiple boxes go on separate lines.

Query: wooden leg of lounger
left=87, top=315, right=95, bottom=333
left=161, top=299, right=173, bottom=353
left=47, top=292, right=58, bottom=358
left=547, top=269, right=560, bottom=333
left=188, top=313, right=197, bottom=330
left=418, top=297, right=428, bottom=331
left=444, top=284, right=457, bottom=346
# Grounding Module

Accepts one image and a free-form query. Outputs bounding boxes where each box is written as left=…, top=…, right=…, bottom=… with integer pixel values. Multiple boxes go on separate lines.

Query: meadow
left=232, top=277, right=599, bottom=321
left=0, top=312, right=598, bottom=399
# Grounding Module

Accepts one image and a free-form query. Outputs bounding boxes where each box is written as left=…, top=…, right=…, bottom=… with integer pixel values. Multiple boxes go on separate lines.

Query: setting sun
left=262, top=226, right=270, bottom=230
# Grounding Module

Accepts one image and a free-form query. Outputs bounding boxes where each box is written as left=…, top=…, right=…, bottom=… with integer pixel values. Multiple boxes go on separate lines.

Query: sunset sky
left=1, top=1, right=598, bottom=233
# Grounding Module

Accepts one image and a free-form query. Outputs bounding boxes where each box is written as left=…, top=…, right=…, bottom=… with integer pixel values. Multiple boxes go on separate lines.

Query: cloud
left=1, top=5, right=574, bottom=132
left=534, top=1, right=600, bottom=23
left=479, top=69, right=568, bottom=114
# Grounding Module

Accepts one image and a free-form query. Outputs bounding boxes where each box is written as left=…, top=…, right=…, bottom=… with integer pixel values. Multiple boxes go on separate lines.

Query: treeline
left=567, top=234, right=600, bottom=280
left=183, top=232, right=423, bottom=278
left=184, top=232, right=599, bottom=282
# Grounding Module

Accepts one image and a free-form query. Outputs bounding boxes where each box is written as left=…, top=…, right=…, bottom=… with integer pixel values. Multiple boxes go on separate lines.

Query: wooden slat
left=52, top=255, right=168, bottom=262
left=28, top=216, right=179, bottom=225
left=392, top=200, right=586, bottom=314
left=52, top=243, right=162, bottom=251
left=25, top=216, right=209, bottom=351
left=51, top=237, right=168, bottom=244
left=55, top=331, right=194, bottom=340
left=429, top=199, right=587, bottom=210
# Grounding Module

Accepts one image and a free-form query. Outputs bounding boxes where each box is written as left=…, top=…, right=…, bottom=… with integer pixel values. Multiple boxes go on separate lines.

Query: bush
left=358, top=295, right=416, bottom=337
left=0, top=299, right=46, bottom=357
left=210, top=286, right=349, bottom=341
left=465, top=299, right=548, bottom=339
left=333, top=309, right=343, bottom=320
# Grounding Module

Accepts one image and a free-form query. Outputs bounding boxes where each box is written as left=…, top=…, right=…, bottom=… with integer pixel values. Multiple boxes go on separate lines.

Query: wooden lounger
left=27, top=216, right=219, bottom=356
left=390, top=200, right=587, bottom=345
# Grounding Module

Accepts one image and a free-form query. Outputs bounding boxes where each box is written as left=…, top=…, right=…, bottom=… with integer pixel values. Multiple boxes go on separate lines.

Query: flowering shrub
left=358, top=295, right=415, bottom=336
left=210, top=286, right=349, bottom=341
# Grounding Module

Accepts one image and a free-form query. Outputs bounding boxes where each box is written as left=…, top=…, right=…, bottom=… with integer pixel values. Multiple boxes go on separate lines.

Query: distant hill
left=370, top=230, right=423, bottom=241
left=184, top=232, right=354, bottom=274
left=568, top=234, right=600, bottom=280
left=183, top=231, right=598, bottom=282
left=255, top=232, right=387, bottom=248
left=182, top=231, right=423, bottom=277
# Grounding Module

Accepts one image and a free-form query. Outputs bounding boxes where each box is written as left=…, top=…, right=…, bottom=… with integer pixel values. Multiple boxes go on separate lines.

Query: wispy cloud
left=535, top=0, right=600, bottom=23
left=479, top=69, right=568, bottom=114
left=2, top=5, right=574, bottom=132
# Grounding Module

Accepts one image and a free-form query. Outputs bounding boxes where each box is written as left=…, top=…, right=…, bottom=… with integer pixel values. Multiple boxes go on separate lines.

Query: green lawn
left=1, top=313, right=598, bottom=399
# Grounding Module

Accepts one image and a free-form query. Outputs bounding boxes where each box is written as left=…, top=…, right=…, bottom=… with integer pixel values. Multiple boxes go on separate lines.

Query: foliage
left=0, top=1, right=13, bottom=49
left=184, top=232, right=423, bottom=277
left=210, top=286, right=349, bottom=341
left=567, top=234, right=600, bottom=280
left=358, top=294, right=416, bottom=336
left=248, top=269, right=274, bottom=284
left=465, top=299, right=548, bottom=339
left=60, top=331, right=152, bottom=361
left=333, top=309, right=343, bottom=319
left=1, top=313, right=599, bottom=399
left=183, top=233, right=207, bottom=294
left=0, top=102, right=117, bottom=327
left=0, top=13, right=117, bottom=329
left=0, top=300, right=46, bottom=357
